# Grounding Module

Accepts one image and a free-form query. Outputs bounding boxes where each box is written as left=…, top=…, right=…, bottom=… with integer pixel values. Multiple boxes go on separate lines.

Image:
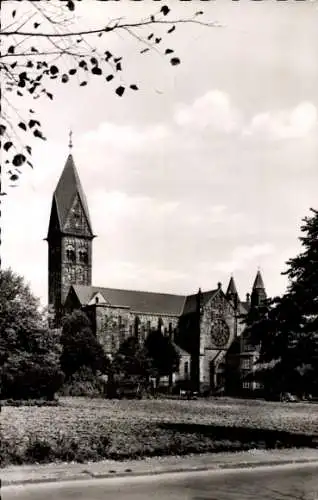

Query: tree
left=60, top=310, right=109, bottom=379
left=111, top=335, right=151, bottom=382
left=0, top=268, right=64, bottom=399
left=145, top=328, right=180, bottom=388
left=0, top=0, right=215, bottom=189
left=246, top=209, right=318, bottom=397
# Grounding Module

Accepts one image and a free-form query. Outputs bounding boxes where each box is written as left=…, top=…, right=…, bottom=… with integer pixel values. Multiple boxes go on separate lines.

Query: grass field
left=1, top=397, right=317, bottom=466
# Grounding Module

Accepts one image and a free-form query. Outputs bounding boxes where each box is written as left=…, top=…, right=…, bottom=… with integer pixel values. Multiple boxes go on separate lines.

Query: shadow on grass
left=158, top=422, right=318, bottom=450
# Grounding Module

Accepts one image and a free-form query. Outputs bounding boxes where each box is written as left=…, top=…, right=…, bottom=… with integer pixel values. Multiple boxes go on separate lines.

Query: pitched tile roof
left=72, top=285, right=187, bottom=316
left=52, top=154, right=93, bottom=234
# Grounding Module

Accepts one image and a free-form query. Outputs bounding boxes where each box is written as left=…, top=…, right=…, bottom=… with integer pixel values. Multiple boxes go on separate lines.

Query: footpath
left=2, top=448, right=318, bottom=486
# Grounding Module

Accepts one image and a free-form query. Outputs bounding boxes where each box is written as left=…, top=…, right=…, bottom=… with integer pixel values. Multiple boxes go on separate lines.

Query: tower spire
left=68, top=129, right=73, bottom=152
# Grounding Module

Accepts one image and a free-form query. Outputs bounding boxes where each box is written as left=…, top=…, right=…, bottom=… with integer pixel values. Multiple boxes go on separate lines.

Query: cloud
left=212, top=243, right=275, bottom=273
left=174, top=90, right=241, bottom=133
left=244, top=101, right=318, bottom=139
left=81, top=121, right=170, bottom=152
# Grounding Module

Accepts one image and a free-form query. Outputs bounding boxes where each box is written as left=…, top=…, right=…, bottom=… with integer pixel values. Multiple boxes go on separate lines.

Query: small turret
left=251, top=269, right=267, bottom=307
left=226, top=276, right=239, bottom=309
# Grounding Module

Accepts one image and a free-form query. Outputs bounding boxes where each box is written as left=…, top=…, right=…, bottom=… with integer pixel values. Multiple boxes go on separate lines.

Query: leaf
left=3, top=142, right=13, bottom=152
left=150, top=15, right=155, bottom=22
left=29, top=109, right=35, bottom=113
left=46, top=92, right=53, bottom=100
left=91, top=66, right=102, bottom=75
left=26, top=145, right=32, bottom=155
left=8, top=46, right=15, bottom=54
left=80, top=81, right=87, bottom=86
left=147, top=33, right=154, bottom=40
left=114, top=57, right=122, bottom=63
left=79, top=60, right=87, bottom=68
left=61, top=74, right=69, bottom=83
left=12, top=9, right=16, bottom=18
left=31, top=47, right=39, bottom=53
left=105, top=74, right=114, bottom=82
left=116, top=62, right=122, bottom=71
left=33, top=129, right=46, bottom=140
left=0, top=125, right=6, bottom=136
left=170, top=57, right=181, bottom=66
left=12, top=154, right=26, bottom=167
left=18, top=122, right=27, bottom=131
left=195, top=11, right=204, bottom=16
left=17, top=90, right=23, bottom=96
left=10, top=62, right=17, bottom=69
left=10, top=174, right=19, bottom=182
left=29, top=119, right=40, bottom=128
left=26, top=61, right=34, bottom=68
left=140, top=48, right=149, bottom=54
left=90, top=57, right=98, bottom=65
left=69, top=68, right=77, bottom=75
left=160, top=6, right=170, bottom=16
left=130, top=84, right=139, bottom=91
left=167, top=26, right=176, bottom=34
left=50, top=65, right=59, bottom=75
left=115, top=86, right=125, bottom=97
left=155, top=38, right=162, bottom=44
left=165, top=49, right=174, bottom=55
left=105, top=51, right=112, bottom=61
left=66, top=0, right=75, bottom=11
left=34, top=22, right=40, bottom=28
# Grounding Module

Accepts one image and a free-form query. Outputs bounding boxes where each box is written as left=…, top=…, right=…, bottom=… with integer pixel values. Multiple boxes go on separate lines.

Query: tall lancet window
left=66, top=244, right=76, bottom=262
left=78, top=248, right=88, bottom=264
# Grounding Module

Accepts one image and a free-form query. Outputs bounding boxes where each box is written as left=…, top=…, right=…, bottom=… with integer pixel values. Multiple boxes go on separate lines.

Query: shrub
left=58, top=366, right=105, bottom=397
left=0, top=353, right=64, bottom=400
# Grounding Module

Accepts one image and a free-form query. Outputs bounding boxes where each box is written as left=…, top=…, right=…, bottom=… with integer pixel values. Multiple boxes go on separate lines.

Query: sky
left=1, top=0, right=318, bottom=306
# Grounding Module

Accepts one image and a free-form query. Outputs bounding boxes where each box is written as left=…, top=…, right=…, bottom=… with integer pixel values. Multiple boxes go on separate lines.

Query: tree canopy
left=60, top=310, right=109, bottom=378
left=0, top=268, right=64, bottom=399
left=247, top=208, right=318, bottom=396
left=0, top=0, right=215, bottom=190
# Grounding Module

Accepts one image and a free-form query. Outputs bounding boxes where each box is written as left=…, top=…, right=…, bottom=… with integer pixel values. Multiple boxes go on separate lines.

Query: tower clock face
left=211, top=318, right=230, bottom=348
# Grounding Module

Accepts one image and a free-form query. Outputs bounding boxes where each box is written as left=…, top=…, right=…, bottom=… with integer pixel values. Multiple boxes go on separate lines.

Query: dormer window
left=72, top=207, right=81, bottom=228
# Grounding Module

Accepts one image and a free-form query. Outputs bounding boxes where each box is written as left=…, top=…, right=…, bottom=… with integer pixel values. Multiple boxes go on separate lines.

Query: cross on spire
left=68, top=129, right=73, bottom=151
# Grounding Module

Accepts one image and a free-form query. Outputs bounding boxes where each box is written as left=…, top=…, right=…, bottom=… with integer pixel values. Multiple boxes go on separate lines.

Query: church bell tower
left=46, top=134, right=95, bottom=326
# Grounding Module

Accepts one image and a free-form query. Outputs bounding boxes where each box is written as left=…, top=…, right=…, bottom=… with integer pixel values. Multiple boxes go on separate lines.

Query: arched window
left=66, top=245, right=76, bottom=262
left=78, top=249, right=88, bottom=264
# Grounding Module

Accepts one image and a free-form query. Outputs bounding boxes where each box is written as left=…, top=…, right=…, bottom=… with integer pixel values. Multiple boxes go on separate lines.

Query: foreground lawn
left=1, top=397, right=317, bottom=466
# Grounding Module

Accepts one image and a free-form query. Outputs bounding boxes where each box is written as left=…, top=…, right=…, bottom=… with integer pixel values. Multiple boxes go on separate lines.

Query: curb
left=2, top=457, right=318, bottom=487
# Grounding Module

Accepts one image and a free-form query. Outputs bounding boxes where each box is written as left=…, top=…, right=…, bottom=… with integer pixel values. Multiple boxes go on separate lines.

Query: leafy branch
left=0, top=0, right=218, bottom=190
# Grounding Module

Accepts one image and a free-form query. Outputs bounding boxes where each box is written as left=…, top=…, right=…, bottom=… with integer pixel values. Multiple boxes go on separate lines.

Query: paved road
left=3, top=463, right=318, bottom=500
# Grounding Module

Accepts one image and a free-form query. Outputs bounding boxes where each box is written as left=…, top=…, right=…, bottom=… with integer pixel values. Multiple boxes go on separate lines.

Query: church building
left=46, top=151, right=267, bottom=394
